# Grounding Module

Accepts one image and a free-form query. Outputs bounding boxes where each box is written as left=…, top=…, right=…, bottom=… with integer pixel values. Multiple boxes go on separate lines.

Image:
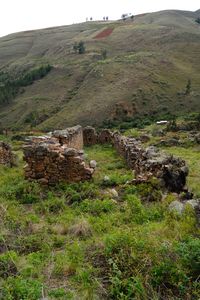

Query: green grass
left=0, top=9, right=200, bottom=130
left=0, top=143, right=199, bottom=299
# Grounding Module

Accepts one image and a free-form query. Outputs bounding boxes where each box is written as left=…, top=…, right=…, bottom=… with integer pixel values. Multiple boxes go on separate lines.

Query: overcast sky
left=0, top=0, right=199, bottom=37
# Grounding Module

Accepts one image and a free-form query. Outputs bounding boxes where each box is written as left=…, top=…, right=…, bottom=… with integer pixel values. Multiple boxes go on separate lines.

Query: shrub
left=195, top=17, right=200, bottom=24
left=16, top=233, right=51, bottom=254
left=61, top=182, right=99, bottom=204
left=0, top=65, right=52, bottom=105
left=1, top=277, right=42, bottom=300
left=136, top=179, right=162, bottom=202
left=1, top=179, right=42, bottom=204
left=151, top=259, right=189, bottom=295
left=126, top=195, right=147, bottom=224
left=73, top=41, right=85, bottom=54
left=176, top=238, right=200, bottom=279
left=79, top=199, right=115, bottom=216
left=0, top=251, right=18, bottom=278
left=48, top=288, right=73, bottom=299
left=101, top=49, right=107, bottom=59
left=36, top=194, right=65, bottom=214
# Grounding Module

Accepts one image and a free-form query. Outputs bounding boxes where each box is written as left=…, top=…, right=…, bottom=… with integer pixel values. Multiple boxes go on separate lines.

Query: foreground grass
left=0, top=144, right=199, bottom=299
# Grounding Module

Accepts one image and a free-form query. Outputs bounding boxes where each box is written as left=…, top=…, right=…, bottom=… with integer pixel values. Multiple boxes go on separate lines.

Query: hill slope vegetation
left=0, top=9, right=200, bottom=130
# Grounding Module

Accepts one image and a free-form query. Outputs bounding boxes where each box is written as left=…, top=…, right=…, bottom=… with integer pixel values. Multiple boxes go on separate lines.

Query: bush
left=73, top=41, right=85, bottom=54
left=79, top=199, right=115, bottom=216
left=0, top=65, right=52, bottom=105
left=1, top=277, right=42, bottom=300
left=1, top=179, right=42, bottom=204
left=37, top=196, right=65, bottom=214
left=151, top=260, right=189, bottom=296
left=176, top=238, right=200, bottom=279
left=16, top=233, right=50, bottom=254
left=60, top=182, right=99, bottom=204
left=136, top=179, right=162, bottom=202
left=0, top=251, right=18, bottom=278
left=125, top=195, right=147, bottom=224
left=195, top=17, right=200, bottom=24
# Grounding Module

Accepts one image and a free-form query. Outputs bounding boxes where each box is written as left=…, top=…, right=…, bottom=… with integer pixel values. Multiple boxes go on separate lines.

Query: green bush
left=1, top=277, right=42, bottom=300
left=136, top=179, right=162, bottom=202
left=151, top=259, right=189, bottom=296
left=48, top=288, right=73, bottom=299
left=0, top=65, right=52, bottom=105
left=195, top=17, right=200, bottom=24
left=0, top=251, right=18, bottom=278
left=60, top=182, right=99, bottom=204
left=176, top=238, right=200, bottom=279
left=79, top=199, right=115, bottom=216
left=1, top=179, right=42, bottom=204
left=16, top=233, right=51, bottom=254
left=109, top=258, right=146, bottom=300
left=37, top=197, right=65, bottom=214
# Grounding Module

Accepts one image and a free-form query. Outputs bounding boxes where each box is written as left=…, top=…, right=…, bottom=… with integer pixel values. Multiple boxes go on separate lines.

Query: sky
left=0, top=0, right=199, bottom=37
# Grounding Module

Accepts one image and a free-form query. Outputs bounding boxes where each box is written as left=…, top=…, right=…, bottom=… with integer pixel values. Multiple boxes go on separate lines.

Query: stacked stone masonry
left=52, top=125, right=83, bottom=149
left=83, top=126, right=98, bottom=146
left=23, top=125, right=188, bottom=191
left=83, top=127, right=188, bottom=193
left=0, top=142, right=14, bottom=167
left=23, top=126, right=94, bottom=185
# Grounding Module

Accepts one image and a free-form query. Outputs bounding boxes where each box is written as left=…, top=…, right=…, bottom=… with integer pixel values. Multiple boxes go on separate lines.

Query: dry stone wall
left=52, top=125, right=83, bottom=149
left=83, top=127, right=189, bottom=193
left=112, top=132, right=188, bottom=193
left=98, top=129, right=112, bottom=144
left=83, top=126, right=98, bottom=146
left=23, top=124, right=188, bottom=191
left=23, top=126, right=94, bottom=185
left=0, top=142, right=14, bottom=167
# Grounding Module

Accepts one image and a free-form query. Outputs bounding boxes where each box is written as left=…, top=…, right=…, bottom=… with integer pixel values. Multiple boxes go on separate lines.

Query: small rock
left=108, top=188, right=118, bottom=199
left=37, top=178, right=49, bottom=185
left=103, top=176, right=110, bottom=182
left=185, top=199, right=200, bottom=209
left=90, top=160, right=97, bottom=169
left=64, top=148, right=78, bottom=157
left=168, top=201, right=184, bottom=214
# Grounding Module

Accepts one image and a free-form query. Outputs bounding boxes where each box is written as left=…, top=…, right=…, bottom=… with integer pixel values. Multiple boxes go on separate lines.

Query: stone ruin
left=23, top=125, right=189, bottom=191
left=83, top=127, right=112, bottom=145
left=83, top=126, right=98, bottom=146
left=83, top=127, right=189, bottom=193
left=23, top=126, right=95, bottom=185
left=0, top=142, right=15, bottom=167
left=112, top=132, right=188, bottom=193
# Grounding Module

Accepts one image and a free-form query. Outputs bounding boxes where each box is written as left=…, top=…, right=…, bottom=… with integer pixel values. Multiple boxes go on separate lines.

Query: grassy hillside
left=0, top=9, right=200, bottom=130
left=0, top=138, right=200, bottom=299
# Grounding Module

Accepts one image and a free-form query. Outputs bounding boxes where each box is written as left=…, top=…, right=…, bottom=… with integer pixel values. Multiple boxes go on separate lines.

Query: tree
left=101, top=49, right=107, bottom=59
left=103, top=16, right=106, bottom=21
left=90, top=17, right=93, bottom=21
left=78, top=41, right=85, bottom=54
left=185, top=79, right=191, bottom=95
left=73, top=41, right=86, bottom=54
left=195, top=17, right=200, bottom=24
left=121, top=14, right=127, bottom=21
left=131, top=15, right=134, bottom=21
left=106, top=16, right=109, bottom=21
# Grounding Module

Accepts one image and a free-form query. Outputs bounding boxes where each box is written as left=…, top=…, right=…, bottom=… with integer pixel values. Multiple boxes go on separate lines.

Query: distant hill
left=0, top=9, right=200, bottom=130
